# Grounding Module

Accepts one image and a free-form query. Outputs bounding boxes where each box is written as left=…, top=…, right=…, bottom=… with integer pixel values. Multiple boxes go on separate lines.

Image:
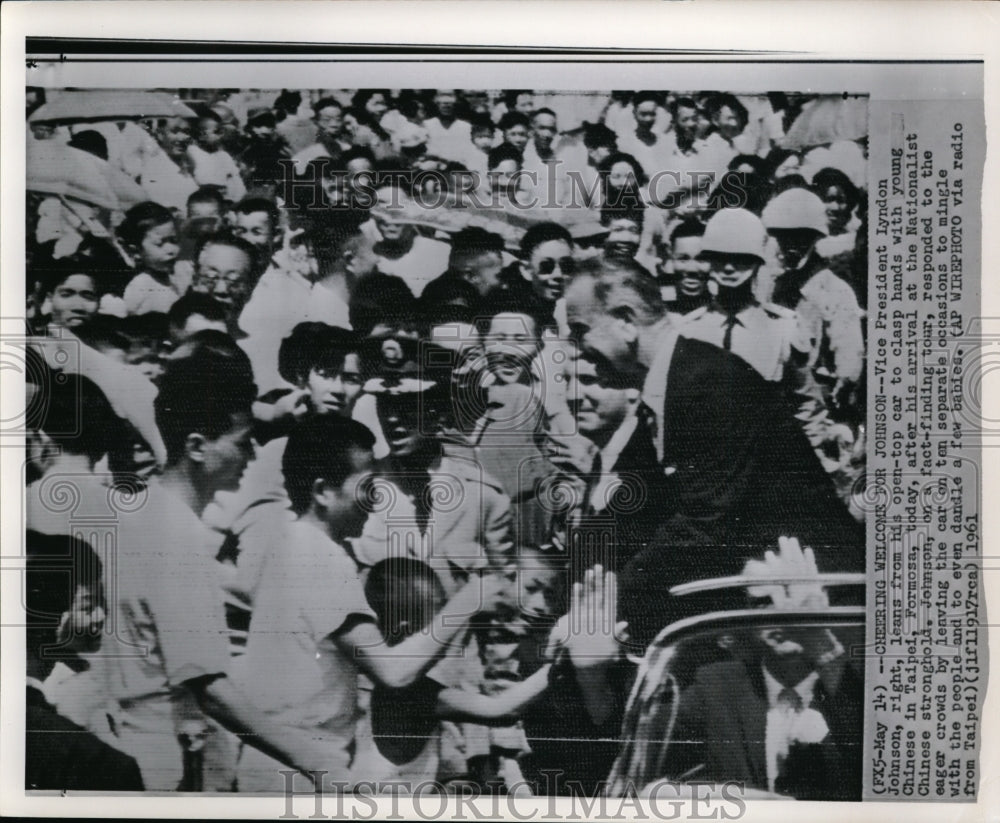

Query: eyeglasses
left=536, top=257, right=577, bottom=276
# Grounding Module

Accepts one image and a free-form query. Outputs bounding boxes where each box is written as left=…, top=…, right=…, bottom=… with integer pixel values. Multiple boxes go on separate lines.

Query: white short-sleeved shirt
left=233, top=520, right=375, bottom=750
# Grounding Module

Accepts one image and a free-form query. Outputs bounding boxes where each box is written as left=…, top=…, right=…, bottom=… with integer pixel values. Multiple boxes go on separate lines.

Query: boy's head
left=486, top=143, right=523, bottom=199
left=602, top=211, right=644, bottom=264
left=469, top=113, right=496, bottom=153
left=39, top=260, right=102, bottom=330
left=671, top=96, right=699, bottom=143
left=433, top=89, right=458, bottom=119
left=520, top=222, right=575, bottom=303
left=246, top=106, right=277, bottom=139
left=479, top=288, right=547, bottom=386
left=27, top=373, right=116, bottom=474
left=663, top=218, right=709, bottom=296
left=157, top=116, right=193, bottom=162
left=530, top=108, right=558, bottom=152
left=282, top=415, right=376, bottom=538
left=26, top=530, right=105, bottom=678
left=154, top=335, right=257, bottom=490
left=632, top=91, right=662, bottom=131
left=118, top=201, right=179, bottom=275
left=194, top=112, right=224, bottom=152
left=278, top=322, right=363, bottom=416
left=365, top=558, right=446, bottom=645
left=582, top=122, right=617, bottom=167
left=191, top=233, right=259, bottom=321
left=504, top=90, right=535, bottom=115
left=371, top=184, right=415, bottom=244
left=187, top=186, right=226, bottom=223
left=705, top=93, right=749, bottom=142
left=313, top=97, right=345, bottom=139
left=498, top=112, right=530, bottom=152
left=231, top=196, right=281, bottom=253
left=449, top=227, right=506, bottom=298
left=166, top=292, right=229, bottom=345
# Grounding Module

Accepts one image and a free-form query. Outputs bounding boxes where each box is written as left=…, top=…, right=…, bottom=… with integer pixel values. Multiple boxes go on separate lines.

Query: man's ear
left=311, top=477, right=333, bottom=509
left=185, top=433, right=207, bottom=464
left=609, top=303, right=639, bottom=343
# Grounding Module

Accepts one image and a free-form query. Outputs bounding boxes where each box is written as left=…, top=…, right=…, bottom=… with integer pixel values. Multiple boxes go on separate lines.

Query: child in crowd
left=354, top=557, right=555, bottom=788
left=118, top=201, right=183, bottom=315
left=187, top=112, right=246, bottom=203
left=234, top=415, right=510, bottom=791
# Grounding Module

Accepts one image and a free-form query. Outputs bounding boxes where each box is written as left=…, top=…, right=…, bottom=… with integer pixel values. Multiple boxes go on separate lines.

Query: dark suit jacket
left=25, top=686, right=144, bottom=791
left=670, top=659, right=863, bottom=801
left=620, top=337, right=864, bottom=643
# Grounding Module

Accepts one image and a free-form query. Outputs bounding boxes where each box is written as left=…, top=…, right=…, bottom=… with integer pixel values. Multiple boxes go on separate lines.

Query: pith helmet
left=762, top=188, right=829, bottom=235
left=700, top=208, right=768, bottom=261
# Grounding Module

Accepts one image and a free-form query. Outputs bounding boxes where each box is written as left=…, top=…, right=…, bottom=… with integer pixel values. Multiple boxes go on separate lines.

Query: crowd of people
left=24, top=87, right=867, bottom=798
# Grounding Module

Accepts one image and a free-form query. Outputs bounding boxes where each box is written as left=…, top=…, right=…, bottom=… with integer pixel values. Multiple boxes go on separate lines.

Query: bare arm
left=192, top=675, right=323, bottom=779
left=334, top=572, right=507, bottom=689
left=434, top=665, right=552, bottom=726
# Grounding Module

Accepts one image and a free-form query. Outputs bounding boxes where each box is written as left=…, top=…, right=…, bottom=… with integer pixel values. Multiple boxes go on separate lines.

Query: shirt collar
left=762, top=664, right=820, bottom=709
left=599, top=413, right=638, bottom=474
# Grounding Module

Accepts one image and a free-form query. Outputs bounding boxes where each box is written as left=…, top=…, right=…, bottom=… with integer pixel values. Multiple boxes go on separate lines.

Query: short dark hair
left=449, top=227, right=505, bottom=262
left=167, top=292, right=228, bottom=334
left=282, top=415, right=375, bottom=515
left=503, top=90, right=533, bottom=110
left=187, top=186, right=226, bottom=214
left=35, top=257, right=105, bottom=298
left=338, top=145, right=377, bottom=171
left=487, top=143, right=523, bottom=171
left=669, top=217, right=706, bottom=244
left=582, top=122, right=617, bottom=151
left=34, top=373, right=116, bottom=462
left=477, top=286, right=549, bottom=337
left=193, top=231, right=259, bottom=273
left=26, top=530, right=103, bottom=663
left=811, top=166, right=861, bottom=210
left=468, top=112, right=495, bottom=134
left=117, top=201, right=176, bottom=249
left=349, top=272, right=417, bottom=338
left=531, top=107, right=557, bottom=122
left=520, top=222, right=573, bottom=259
left=232, top=196, right=280, bottom=231
left=364, top=557, right=443, bottom=643
left=154, top=338, right=257, bottom=466
left=419, top=276, right=480, bottom=326
left=705, top=93, right=749, bottom=130
left=498, top=111, right=530, bottom=132
left=313, top=96, right=344, bottom=118
left=278, top=322, right=358, bottom=386
left=632, top=90, right=663, bottom=108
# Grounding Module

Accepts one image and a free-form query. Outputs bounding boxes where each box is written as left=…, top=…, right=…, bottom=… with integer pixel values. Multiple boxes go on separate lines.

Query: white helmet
left=762, top=188, right=829, bottom=235
left=700, top=208, right=768, bottom=262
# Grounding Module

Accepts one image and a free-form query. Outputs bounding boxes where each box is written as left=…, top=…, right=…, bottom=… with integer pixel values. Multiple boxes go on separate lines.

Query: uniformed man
left=761, top=188, right=865, bottom=416
left=680, top=207, right=807, bottom=385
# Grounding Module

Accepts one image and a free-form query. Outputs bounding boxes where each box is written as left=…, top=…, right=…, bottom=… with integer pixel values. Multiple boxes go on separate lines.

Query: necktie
left=778, top=687, right=803, bottom=712
left=722, top=313, right=739, bottom=351
left=585, top=451, right=603, bottom=514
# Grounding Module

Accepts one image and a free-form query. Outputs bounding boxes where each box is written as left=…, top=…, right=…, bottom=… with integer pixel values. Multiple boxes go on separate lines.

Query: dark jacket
left=670, top=658, right=863, bottom=801
left=619, top=337, right=864, bottom=644
left=26, top=686, right=144, bottom=791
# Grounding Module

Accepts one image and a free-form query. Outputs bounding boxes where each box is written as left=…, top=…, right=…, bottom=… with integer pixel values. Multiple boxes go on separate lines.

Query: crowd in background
left=24, top=86, right=867, bottom=799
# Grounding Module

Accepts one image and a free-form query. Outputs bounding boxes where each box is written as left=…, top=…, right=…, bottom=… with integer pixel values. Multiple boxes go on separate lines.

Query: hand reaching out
left=563, top=565, right=627, bottom=669
left=743, top=535, right=828, bottom=610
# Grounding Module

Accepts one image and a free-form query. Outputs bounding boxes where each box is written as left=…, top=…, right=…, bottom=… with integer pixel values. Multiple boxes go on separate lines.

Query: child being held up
left=118, top=201, right=183, bottom=315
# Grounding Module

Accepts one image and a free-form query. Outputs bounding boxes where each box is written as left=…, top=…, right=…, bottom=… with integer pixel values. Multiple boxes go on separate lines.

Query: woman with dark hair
left=597, top=151, right=648, bottom=212
left=345, top=90, right=395, bottom=159
left=812, top=166, right=862, bottom=258
left=764, top=147, right=803, bottom=183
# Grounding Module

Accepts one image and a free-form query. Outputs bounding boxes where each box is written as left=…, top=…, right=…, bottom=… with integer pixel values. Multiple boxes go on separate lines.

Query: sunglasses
left=536, top=257, right=577, bottom=276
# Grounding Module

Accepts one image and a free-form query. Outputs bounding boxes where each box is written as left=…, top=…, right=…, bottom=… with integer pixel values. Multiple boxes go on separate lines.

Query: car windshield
left=607, top=609, right=865, bottom=801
